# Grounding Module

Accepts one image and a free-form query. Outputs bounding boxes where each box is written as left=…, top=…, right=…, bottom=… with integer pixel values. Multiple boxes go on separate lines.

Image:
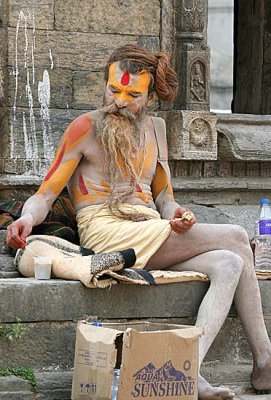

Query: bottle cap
left=260, top=199, right=270, bottom=205
left=91, top=321, right=102, bottom=327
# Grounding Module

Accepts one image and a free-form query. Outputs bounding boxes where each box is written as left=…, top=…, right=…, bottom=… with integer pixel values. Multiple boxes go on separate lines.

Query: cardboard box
left=72, top=321, right=203, bottom=400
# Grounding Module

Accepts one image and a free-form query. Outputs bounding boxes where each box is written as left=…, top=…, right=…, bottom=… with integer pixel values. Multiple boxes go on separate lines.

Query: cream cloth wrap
left=76, top=204, right=172, bottom=269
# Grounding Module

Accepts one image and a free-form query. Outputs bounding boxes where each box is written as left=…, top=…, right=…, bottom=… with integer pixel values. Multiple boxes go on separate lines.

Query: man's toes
left=254, top=389, right=271, bottom=395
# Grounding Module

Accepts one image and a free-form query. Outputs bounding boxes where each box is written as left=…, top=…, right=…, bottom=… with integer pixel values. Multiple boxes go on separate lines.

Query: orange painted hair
left=104, top=44, right=178, bottom=103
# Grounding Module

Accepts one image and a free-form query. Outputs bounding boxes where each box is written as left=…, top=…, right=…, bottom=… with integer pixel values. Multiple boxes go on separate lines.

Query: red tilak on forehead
left=121, top=71, right=130, bottom=86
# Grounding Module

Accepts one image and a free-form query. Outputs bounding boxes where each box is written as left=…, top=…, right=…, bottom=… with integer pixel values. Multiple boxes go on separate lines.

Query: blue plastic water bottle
left=255, top=199, right=271, bottom=270
left=258, top=199, right=271, bottom=235
left=112, top=369, right=119, bottom=400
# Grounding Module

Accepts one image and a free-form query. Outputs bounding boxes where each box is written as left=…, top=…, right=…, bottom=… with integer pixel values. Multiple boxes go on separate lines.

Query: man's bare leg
left=146, top=223, right=271, bottom=396
left=148, top=248, right=242, bottom=399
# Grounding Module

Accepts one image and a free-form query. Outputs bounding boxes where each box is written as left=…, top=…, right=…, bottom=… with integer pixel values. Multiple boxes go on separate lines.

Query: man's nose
left=115, top=95, right=129, bottom=108
left=115, top=99, right=128, bottom=108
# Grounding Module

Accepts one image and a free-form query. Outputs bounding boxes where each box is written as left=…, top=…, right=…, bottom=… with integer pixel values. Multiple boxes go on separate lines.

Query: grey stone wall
left=1, top=0, right=271, bottom=214
left=0, top=0, right=173, bottom=177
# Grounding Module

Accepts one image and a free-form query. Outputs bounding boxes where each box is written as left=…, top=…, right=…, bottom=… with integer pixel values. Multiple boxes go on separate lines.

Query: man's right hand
left=6, top=214, right=33, bottom=249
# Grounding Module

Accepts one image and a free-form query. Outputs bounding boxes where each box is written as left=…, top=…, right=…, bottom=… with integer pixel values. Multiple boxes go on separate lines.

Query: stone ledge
left=0, top=372, right=72, bottom=400
left=217, top=113, right=271, bottom=161
left=0, top=278, right=209, bottom=322
left=2, top=175, right=271, bottom=191
left=172, top=177, right=271, bottom=191
left=1, top=278, right=271, bottom=323
left=2, top=316, right=269, bottom=370
left=0, top=175, right=42, bottom=187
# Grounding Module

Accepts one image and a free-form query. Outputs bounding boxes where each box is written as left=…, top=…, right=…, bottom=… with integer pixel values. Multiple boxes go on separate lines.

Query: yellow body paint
left=72, top=185, right=108, bottom=205
left=37, top=159, right=79, bottom=196
left=108, top=62, right=151, bottom=102
left=151, top=162, right=174, bottom=201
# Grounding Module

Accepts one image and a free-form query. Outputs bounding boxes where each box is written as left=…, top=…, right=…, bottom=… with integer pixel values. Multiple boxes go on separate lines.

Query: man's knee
left=227, top=224, right=249, bottom=245
left=218, top=250, right=244, bottom=278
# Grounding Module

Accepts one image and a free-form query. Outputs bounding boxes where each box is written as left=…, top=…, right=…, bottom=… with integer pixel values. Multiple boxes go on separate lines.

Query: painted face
left=104, top=62, right=152, bottom=112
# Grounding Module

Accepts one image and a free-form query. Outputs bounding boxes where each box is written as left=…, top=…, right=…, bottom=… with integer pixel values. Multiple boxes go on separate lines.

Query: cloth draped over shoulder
left=151, top=117, right=175, bottom=214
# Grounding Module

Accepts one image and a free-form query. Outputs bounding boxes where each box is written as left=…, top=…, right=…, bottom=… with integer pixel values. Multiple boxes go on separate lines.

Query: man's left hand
left=169, top=207, right=196, bottom=234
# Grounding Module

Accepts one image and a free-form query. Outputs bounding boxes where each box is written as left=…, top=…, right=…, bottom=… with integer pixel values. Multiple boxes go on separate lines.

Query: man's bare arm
left=151, top=161, right=196, bottom=233
left=6, top=113, right=93, bottom=249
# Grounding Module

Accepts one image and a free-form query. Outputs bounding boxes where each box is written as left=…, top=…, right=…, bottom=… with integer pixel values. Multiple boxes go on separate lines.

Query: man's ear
left=147, top=92, right=158, bottom=106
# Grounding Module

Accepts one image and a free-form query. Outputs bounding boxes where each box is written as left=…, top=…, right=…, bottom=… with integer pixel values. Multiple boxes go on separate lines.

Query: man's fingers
left=173, top=207, right=188, bottom=219
left=6, top=236, right=23, bottom=249
left=6, top=225, right=26, bottom=249
left=170, top=224, right=190, bottom=234
left=170, top=220, right=194, bottom=234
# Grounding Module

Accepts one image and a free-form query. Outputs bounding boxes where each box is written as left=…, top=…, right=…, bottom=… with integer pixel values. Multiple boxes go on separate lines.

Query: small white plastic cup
left=34, top=256, right=52, bottom=280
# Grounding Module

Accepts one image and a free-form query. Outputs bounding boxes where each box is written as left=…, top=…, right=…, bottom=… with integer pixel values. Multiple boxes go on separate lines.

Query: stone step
left=0, top=372, right=72, bottom=400
left=0, top=278, right=270, bottom=387
left=0, top=278, right=211, bottom=322
left=0, top=367, right=270, bottom=400
left=1, top=278, right=271, bottom=323
left=0, top=316, right=259, bottom=371
left=0, top=254, right=20, bottom=278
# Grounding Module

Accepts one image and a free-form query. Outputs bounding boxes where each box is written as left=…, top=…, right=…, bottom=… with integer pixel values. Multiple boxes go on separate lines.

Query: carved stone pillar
left=172, top=0, right=217, bottom=160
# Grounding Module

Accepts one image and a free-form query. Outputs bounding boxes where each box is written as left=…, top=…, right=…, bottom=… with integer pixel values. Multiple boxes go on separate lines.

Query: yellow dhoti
left=76, top=204, right=172, bottom=269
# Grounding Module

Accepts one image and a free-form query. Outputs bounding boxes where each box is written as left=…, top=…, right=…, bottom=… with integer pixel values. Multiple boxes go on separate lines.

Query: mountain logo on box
left=131, top=360, right=195, bottom=398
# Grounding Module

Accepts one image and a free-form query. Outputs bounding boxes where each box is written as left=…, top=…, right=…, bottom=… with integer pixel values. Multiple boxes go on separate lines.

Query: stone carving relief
left=181, top=0, right=205, bottom=32
left=190, top=61, right=206, bottom=102
left=189, top=117, right=211, bottom=150
left=167, top=111, right=217, bottom=160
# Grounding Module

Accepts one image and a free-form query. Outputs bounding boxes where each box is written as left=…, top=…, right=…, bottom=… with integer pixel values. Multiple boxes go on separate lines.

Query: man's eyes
left=129, top=92, right=141, bottom=98
left=110, top=86, right=120, bottom=93
left=109, top=86, right=142, bottom=98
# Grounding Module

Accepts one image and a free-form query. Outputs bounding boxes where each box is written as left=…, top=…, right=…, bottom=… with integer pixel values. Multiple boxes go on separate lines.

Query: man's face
left=104, top=62, right=151, bottom=115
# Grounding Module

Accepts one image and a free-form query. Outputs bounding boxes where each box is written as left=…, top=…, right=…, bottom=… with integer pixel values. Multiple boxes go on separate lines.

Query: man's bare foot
left=251, top=358, right=271, bottom=393
left=199, top=376, right=235, bottom=400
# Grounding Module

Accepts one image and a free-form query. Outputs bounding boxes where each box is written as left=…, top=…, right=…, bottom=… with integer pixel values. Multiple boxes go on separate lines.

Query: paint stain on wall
left=0, top=70, right=4, bottom=99
left=11, top=10, right=54, bottom=175
left=38, top=69, right=53, bottom=162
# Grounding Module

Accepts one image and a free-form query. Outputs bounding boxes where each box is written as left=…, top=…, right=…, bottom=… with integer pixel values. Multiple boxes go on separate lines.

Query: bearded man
left=6, top=44, right=271, bottom=398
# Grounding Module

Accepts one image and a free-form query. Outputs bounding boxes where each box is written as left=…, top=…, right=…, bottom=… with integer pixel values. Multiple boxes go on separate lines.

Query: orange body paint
left=64, top=114, right=92, bottom=153
left=45, top=143, right=66, bottom=181
left=151, top=162, right=174, bottom=201
left=38, top=114, right=92, bottom=197
left=37, top=159, right=79, bottom=196
left=72, top=185, right=108, bottom=205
